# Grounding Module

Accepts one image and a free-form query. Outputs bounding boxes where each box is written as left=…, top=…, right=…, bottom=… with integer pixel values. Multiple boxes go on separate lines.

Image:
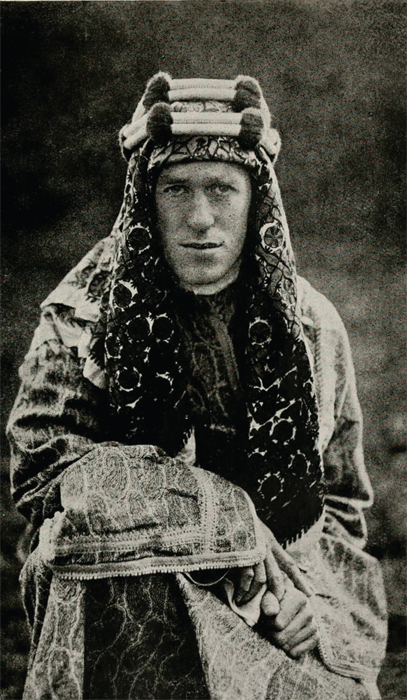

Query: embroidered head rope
left=88, top=73, right=325, bottom=545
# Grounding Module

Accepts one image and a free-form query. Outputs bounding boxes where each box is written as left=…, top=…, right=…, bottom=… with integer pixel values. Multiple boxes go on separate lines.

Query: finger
left=264, top=550, right=285, bottom=602
left=239, top=562, right=267, bottom=604
left=260, top=590, right=280, bottom=617
left=271, top=544, right=313, bottom=598
left=271, top=605, right=315, bottom=643
left=274, top=615, right=318, bottom=649
left=271, top=587, right=307, bottom=631
left=234, top=567, right=254, bottom=604
left=286, top=633, right=319, bottom=659
left=259, top=521, right=312, bottom=598
left=284, top=622, right=319, bottom=651
left=267, top=622, right=316, bottom=652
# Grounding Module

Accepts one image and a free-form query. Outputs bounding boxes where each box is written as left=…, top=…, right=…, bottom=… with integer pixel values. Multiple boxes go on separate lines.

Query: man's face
left=155, top=161, right=252, bottom=294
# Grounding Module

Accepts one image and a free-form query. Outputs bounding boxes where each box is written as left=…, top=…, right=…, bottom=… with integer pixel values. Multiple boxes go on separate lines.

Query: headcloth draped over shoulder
left=62, top=74, right=325, bottom=545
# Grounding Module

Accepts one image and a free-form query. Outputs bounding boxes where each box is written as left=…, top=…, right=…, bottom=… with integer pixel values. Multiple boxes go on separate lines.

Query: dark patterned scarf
left=90, top=135, right=324, bottom=545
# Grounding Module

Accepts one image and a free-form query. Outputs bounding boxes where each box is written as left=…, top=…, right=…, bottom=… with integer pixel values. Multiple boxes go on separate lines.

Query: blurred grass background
left=1, top=1, right=406, bottom=697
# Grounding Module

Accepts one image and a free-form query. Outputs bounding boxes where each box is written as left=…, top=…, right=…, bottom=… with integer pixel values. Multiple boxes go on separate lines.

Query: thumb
left=261, top=590, right=280, bottom=617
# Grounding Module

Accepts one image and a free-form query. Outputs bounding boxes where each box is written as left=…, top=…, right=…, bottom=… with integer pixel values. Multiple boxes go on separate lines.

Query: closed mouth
left=182, top=242, right=222, bottom=249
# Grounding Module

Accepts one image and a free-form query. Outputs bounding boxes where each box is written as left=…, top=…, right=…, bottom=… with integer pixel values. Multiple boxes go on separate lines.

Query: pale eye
left=162, top=184, right=187, bottom=195
left=210, top=184, right=234, bottom=195
left=162, top=184, right=186, bottom=197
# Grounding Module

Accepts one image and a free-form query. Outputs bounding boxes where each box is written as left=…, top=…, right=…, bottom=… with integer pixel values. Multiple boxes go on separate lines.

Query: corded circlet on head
left=119, top=73, right=281, bottom=161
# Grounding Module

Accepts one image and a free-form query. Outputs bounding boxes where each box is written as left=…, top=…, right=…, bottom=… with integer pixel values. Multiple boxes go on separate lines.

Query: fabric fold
left=37, top=442, right=267, bottom=579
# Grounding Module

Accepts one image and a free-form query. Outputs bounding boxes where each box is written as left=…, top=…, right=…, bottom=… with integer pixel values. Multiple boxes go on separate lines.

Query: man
left=8, top=74, right=387, bottom=699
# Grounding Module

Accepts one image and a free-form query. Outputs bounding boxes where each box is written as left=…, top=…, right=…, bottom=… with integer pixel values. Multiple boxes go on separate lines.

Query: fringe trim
left=47, top=549, right=266, bottom=581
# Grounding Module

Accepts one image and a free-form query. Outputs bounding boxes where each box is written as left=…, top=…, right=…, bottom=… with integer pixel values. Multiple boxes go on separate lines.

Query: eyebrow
left=158, top=175, right=189, bottom=185
left=158, top=174, right=237, bottom=186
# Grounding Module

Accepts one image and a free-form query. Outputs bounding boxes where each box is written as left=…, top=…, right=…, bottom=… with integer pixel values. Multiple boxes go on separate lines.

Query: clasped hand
left=230, top=526, right=319, bottom=659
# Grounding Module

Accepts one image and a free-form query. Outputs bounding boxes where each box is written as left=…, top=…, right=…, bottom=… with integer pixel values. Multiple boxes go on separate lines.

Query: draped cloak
left=7, top=132, right=387, bottom=699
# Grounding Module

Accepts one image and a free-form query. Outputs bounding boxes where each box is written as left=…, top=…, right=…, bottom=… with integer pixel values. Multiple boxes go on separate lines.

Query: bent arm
left=320, top=311, right=373, bottom=549
left=8, top=305, right=267, bottom=578
left=299, top=276, right=375, bottom=549
left=7, top=304, right=111, bottom=529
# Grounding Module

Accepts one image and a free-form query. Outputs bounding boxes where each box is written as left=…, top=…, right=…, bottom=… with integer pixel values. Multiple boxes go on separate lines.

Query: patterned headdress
left=119, top=73, right=281, bottom=162
left=91, top=74, right=325, bottom=545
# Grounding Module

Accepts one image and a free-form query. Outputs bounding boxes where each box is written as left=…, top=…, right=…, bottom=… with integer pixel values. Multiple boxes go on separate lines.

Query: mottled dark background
left=1, top=1, right=406, bottom=697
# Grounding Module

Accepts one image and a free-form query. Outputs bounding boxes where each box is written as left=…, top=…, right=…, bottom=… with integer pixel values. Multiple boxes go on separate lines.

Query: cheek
left=156, top=202, right=181, bottom=242
left=223, top=197, right=250, bottom=234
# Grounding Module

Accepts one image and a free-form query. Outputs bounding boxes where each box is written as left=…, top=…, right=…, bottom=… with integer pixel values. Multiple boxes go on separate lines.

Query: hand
left=258, top=520, right=312, bottom=601
left=231, top=520, right=311, bottom=606
left=232, top=561, right=268, bottom=605
left=260, top=577, right=319, bottom=658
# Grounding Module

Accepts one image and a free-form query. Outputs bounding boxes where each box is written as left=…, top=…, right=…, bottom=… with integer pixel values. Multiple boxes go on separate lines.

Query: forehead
left=157, top=160, right=250, bottom=185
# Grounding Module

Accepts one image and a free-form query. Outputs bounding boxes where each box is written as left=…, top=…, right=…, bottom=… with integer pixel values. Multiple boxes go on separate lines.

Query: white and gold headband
left=120, top=73, right=281, bottom=162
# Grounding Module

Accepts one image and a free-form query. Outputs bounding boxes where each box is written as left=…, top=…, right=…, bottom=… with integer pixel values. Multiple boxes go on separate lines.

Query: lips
left=182, top=242, right=222, bottom=249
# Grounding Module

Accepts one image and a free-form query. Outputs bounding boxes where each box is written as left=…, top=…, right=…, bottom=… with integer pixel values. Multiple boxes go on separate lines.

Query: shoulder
left=297, top=275, right=348, bottom=338
left=27, top=236, right=116, bottom=390
left=297, top=275, right=355, bottom=393
left=40, top=234, right=116, bottom=322
left=297, top=278, right=360, bottom=451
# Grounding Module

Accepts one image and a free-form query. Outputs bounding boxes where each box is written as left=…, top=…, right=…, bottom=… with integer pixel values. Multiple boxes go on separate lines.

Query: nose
left=187, top=192, right=215, bottom=232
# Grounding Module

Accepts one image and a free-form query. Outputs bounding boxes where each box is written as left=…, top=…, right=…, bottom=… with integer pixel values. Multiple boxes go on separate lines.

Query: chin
left=177, top=268, right=224, bottom=287
left=180, top=273, right=223, bottom=287
left=185, top=275, right=220, bottom=286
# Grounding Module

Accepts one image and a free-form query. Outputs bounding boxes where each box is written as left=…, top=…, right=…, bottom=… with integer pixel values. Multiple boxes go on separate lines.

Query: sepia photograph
left=1, top=2, right=406, bottom=698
